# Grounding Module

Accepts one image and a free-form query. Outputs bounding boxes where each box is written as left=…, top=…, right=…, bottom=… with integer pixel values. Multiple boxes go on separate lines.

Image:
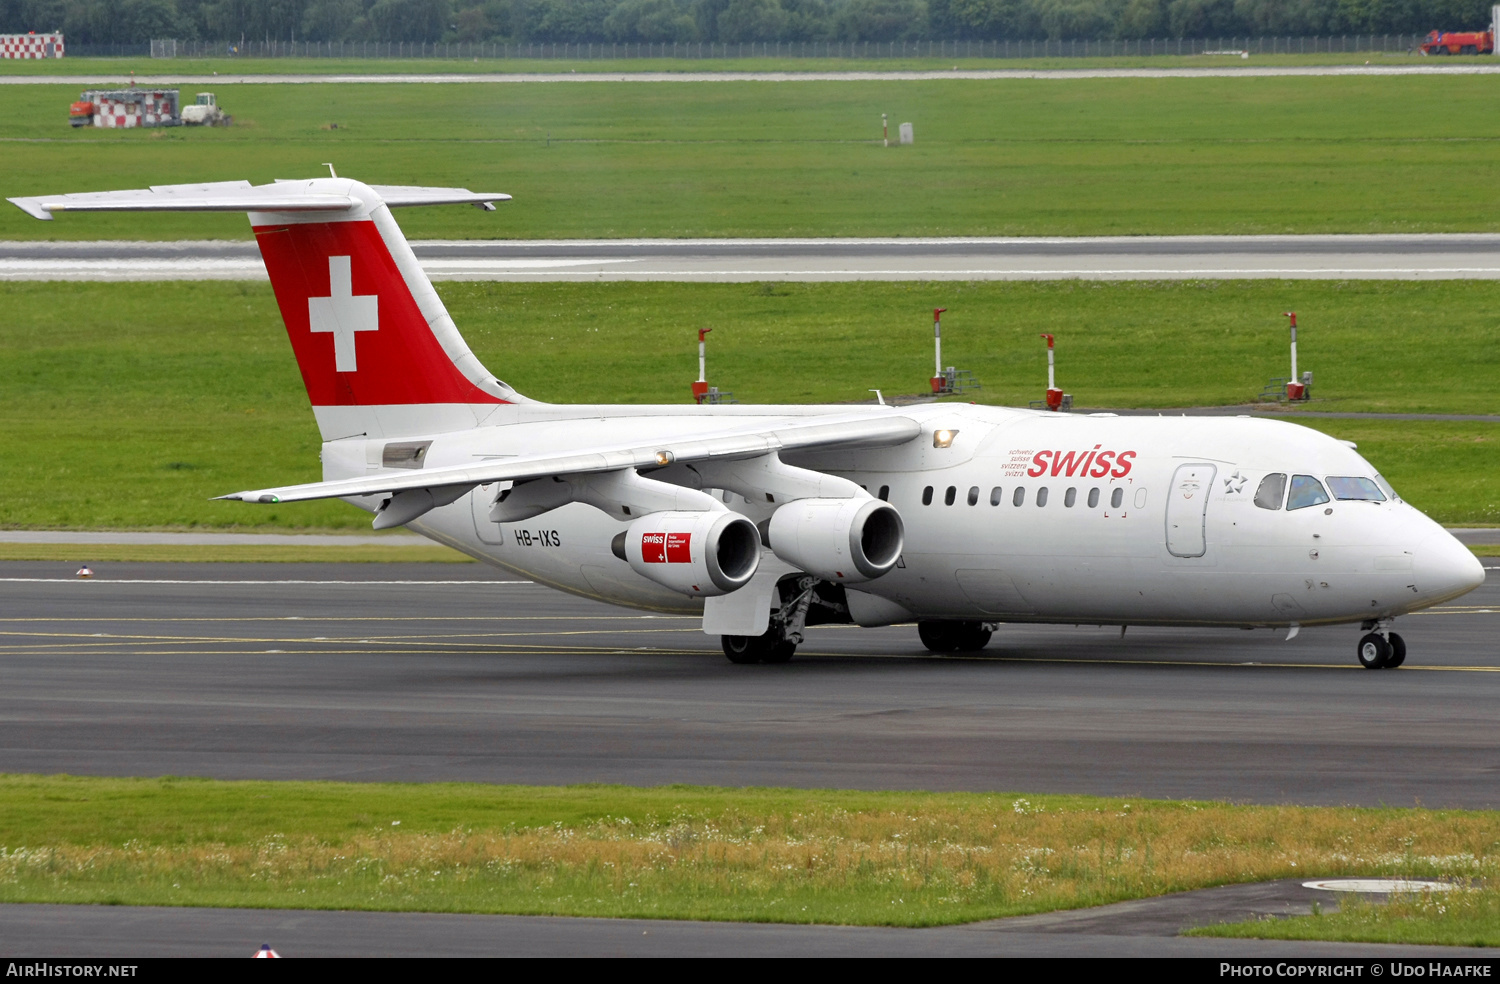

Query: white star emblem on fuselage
left=308, top=255, right=378, bottom=372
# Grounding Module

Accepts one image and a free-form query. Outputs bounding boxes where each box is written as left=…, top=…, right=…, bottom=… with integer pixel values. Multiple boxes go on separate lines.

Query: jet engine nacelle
left=613, top=510, right=761, bottom=597
left=766, top=497, right=904, bottom=583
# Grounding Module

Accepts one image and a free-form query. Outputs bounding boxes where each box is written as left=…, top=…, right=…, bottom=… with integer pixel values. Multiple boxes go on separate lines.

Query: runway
left=7, top=235, right=1500, bottom=281
left=0, top=559, right=1495, bottom=807
left=5, top=65, right=1500, bottom=86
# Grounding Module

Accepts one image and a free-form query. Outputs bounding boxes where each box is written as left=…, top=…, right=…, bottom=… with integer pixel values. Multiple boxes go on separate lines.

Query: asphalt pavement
left=2, top=558, right=1496, bottom=956
left=8, top=235, right=1500, bottom=281
left=0, top=559, right=1495, bottom=805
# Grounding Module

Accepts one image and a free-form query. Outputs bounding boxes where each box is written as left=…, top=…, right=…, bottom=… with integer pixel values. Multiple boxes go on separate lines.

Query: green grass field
left=0, top=774, right=1494, bottom=938
left=1, top=278, right=1494, bottom=530
left=7, top=73, right=1500, bottom=239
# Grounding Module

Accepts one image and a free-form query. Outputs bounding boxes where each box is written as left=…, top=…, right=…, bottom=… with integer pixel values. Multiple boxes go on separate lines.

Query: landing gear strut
left=917, top=620, right=993, bottom=653
left=1357, top=619, right=1406, bottom=670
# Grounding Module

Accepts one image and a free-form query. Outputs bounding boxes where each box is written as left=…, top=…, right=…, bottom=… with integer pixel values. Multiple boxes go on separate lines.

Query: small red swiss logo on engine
left=641, top=532, right=692, bottom=564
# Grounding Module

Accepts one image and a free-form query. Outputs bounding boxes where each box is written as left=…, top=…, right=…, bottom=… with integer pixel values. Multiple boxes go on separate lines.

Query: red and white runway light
left=1283, top=312, right=1310, bottom=401
left=1040, top=333, right=1064, bottom=410
left=692, top=327, right=712, bottom=404
left=929, top=307, right=947, bottom=393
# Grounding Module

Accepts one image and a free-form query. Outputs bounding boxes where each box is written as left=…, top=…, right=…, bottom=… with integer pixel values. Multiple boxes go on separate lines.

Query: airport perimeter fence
left=65, top=35, right=1440, bottom=61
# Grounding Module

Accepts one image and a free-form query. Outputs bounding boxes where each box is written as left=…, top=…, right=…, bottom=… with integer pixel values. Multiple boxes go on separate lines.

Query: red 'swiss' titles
left=1026, top=445, right=1137, bottom=479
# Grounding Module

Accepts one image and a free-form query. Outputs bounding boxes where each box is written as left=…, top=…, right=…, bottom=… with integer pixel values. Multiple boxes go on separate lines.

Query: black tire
left=1386, top=632, right=1407, bottom=669
left=1357, top=632, right=1392, bottom=669
left=761, top=640, right=797, bottom=664
left=919, top=620, right=991, bottom=653
left=1462, top=44, right=1477, bottom=54
left=918, top=620, right=960, bottom=652
left=722, top=630, right=796, bottom=665
left=955, top=623, right=993, bottom=651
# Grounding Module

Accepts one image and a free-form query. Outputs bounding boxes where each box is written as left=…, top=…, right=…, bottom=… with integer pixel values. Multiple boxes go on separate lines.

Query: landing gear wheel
left=918, top=620, right=992, bottom=653
left=722, top=631, right=797, bottom=665
left=955, top=623, right=992, bottom=651
left=1385, top=632, right=1407, bottom=669
left=1357, top=632, right=1392, bottom=669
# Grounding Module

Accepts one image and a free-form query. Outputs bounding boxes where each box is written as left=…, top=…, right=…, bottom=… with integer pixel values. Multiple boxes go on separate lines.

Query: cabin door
left=1165, top=463, right=1215, bottom=558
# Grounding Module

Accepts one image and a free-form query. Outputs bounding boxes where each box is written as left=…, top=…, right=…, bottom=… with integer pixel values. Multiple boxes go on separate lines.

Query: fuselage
left=328, top=401, right=1483, bottom=631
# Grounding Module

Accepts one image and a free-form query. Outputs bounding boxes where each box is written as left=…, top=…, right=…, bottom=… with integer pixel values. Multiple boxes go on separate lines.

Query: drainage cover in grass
left=1303, top=879, right=1455, bottom=894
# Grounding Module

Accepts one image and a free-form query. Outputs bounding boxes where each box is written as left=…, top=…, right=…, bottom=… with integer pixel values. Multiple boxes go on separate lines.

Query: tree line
left=0, top=0, right=1491, bottom=46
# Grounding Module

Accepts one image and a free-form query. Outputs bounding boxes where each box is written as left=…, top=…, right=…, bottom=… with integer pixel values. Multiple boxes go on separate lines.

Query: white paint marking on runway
left=10, top=258, right=1500, bottom=283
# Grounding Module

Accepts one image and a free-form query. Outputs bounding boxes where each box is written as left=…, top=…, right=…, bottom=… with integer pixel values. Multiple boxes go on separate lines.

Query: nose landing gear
left=1357, top=619, right=1406, bottom=669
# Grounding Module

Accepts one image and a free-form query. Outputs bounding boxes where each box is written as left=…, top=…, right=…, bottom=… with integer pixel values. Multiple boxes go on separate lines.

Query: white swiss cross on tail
left=308, top=255, right=378, bottom=372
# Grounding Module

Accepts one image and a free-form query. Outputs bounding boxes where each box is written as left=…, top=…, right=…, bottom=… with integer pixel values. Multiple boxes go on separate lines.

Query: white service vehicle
left=180, top=92, right=229, bottom=126
left=9, top=178, right=1484, bottom=668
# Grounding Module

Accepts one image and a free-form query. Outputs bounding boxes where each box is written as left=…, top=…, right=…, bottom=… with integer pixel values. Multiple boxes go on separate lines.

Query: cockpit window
left=1253, top=473, right=1286, bottom=510
left=1326, top=476, right=1386, bottom=502
left=1374, top=474, right=1399, bottom=502
left=1287, top=474, right=1331, bottom=510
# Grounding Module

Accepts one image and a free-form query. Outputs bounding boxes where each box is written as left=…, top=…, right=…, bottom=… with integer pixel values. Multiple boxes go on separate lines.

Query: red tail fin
left=256, top=217, right=498, bottom=407
left=10, top=177, right=520, bottom=438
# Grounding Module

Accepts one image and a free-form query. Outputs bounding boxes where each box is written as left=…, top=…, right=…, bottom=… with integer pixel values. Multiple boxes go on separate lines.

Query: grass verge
left=1191, top=891, right=1500, bottom=947
left=7, top=73, right=1500, bottom=239
left=0, top=543, right=472, bottom=563
left=0, top=774, right=1494, bottom=934
left=2, top=279, right=1493, bottom=530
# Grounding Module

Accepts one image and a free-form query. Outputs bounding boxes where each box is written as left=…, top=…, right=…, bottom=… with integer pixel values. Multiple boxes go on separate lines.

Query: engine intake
left=766, top=497, right=904, bottom=582
left=612, top=510, right=761, bottom=597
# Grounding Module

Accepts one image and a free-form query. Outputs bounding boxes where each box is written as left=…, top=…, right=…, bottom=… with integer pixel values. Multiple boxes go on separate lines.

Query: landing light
left=932, top=429, right=958, bottom=449
left=654, top=450, right=674, bottom=466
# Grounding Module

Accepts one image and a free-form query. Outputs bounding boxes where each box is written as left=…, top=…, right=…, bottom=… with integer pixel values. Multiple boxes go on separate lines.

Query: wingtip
left=7, top=198, right=53, bottom=221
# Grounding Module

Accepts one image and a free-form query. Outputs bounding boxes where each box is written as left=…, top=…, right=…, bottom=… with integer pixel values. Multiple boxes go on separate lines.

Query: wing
left=219, top=412, right=922, bottom=504
left=7, top=180, right=509, bottom=220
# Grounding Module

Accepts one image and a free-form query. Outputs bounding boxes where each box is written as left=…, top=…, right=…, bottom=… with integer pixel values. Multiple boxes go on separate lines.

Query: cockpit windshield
left=1326, top=476, right=1386, bottom=502
left=1254, top=473, right=1286, bottom=510
left=1286, top=474, right=1331, bottom=510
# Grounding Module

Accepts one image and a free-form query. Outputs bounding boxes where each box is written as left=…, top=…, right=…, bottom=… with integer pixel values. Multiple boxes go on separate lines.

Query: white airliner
left=11, top=178, right=1484, bottom=669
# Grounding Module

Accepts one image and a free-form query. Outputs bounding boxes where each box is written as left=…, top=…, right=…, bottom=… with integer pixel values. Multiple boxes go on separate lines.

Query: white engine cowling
left=766, top=497, right=904, bottom=583
left=615, top=510, right=761, bottom=597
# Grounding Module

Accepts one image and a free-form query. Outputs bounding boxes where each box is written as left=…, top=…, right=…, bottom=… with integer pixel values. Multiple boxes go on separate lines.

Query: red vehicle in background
left=1420, top=29, right=1494, bottom=54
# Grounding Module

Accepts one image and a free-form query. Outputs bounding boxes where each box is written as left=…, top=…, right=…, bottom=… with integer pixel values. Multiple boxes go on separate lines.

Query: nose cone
left=1414, top=531, right=1486, bottom=604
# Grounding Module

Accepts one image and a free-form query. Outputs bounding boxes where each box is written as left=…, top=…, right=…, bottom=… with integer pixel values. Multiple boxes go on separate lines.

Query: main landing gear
left=721, top=575, right=832, bottom=665
left=917, top=620, right=993, bottom=653
left=1357, top=619, right=1407, bottom=670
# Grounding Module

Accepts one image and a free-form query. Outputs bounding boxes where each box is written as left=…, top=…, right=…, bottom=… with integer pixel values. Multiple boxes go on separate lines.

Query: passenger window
left=878, top=485, right=890, bottom=501
left=944, top=486, right=956, bottom=506
left=1036, top=487, right=1049, bottom=507
left=1287, top=474, right=1331, bottom=510
left=1326, top=477, right=1385, bottom=502
left=967, top=486, right=979, bottom=506
left=1110, top=487, right=1124, bottom=509
left=1064, top=487, right=1077, bottom=508
left=1134, top=488, right=1147, bottom=509
left=1254, top=473, right=1286, bottom=510
left=1013, top=487, right=1026, bottom=507
left=1087, top=487, right=1100, bottom=508
left=990, top=486, right=1003, bottom=506
left=922, top=486, right=933, bottom=506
